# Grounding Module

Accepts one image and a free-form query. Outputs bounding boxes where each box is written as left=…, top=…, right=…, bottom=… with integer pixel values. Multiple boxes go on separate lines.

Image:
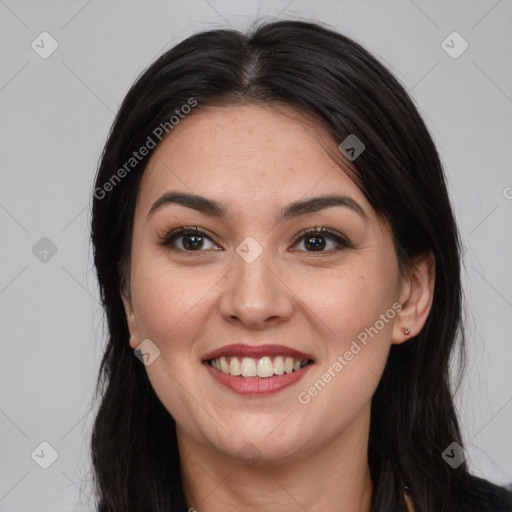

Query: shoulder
left=464, top=475, right=512, bottom=511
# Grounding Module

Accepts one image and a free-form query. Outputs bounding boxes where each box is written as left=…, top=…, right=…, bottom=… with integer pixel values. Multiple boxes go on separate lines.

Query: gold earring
left=401, top=327, right=411, bottom=335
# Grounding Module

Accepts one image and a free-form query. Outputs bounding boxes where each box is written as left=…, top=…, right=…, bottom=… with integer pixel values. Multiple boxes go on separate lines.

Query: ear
left=121, top=287, right=140, bottom=350
left=392, top=251, right=435, bottom=344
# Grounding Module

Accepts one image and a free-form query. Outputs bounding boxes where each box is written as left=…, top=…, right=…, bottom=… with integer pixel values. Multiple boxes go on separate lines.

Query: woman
left=90, top=19, right=512, bottom=512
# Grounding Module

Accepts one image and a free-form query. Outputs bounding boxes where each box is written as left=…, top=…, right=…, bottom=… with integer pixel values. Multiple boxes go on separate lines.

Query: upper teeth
left=209, top=356, right=308, bottom=378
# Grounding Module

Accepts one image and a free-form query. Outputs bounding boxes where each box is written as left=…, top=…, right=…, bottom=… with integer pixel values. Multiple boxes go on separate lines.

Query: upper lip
left=202, top=344, right=315, bottom=362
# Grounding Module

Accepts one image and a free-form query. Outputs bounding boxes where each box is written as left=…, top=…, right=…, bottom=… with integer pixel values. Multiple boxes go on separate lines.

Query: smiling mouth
left=207, top=355, right=314, bottom=379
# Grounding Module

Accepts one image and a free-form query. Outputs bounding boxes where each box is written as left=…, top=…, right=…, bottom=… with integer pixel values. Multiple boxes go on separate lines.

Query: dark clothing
left=469, top=475, right=512, bottom=511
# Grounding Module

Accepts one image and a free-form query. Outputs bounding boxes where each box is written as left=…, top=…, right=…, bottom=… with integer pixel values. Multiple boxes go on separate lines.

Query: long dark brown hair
left=90, top=19, right=495, bottom=511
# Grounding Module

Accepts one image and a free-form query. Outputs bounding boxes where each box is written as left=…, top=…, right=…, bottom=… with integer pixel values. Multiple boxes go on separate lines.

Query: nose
left=218, top=248, right=294, bottom=330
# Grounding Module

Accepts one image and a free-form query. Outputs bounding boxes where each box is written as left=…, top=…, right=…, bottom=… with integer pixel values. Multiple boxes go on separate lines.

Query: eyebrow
left=147, top=191, right=367, bottom=222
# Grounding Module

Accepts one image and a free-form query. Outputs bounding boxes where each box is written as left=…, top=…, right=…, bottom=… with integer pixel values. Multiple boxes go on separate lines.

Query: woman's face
left=122, top=103, right=416, bottom=465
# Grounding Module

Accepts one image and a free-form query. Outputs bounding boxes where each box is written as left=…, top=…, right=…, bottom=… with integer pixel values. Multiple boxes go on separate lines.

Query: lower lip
left=204, top=362, right=313, bottom=396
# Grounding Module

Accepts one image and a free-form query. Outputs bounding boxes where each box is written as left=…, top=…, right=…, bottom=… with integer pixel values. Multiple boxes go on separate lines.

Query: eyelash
left=291, top=226, right=350, bottom=250
left=157, top=224, right=351, bottom=254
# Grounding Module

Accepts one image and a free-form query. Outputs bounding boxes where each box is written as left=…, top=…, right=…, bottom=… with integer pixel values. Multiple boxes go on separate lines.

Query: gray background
left=1, top=0, right=511, bottom=510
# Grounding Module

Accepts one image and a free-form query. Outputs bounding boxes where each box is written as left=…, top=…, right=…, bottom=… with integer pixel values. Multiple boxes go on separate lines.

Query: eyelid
left=158, top=224, right=351, bottom=252
left=157, top=225, right=219, bottom=248
left=291, top=225, right=352, bottom=249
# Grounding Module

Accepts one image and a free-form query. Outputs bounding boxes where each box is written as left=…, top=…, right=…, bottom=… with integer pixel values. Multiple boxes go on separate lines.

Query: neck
left=178, top=412, right=373, bottom=512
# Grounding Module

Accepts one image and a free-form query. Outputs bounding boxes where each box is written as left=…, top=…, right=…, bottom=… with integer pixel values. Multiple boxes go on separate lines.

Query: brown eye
left=159, top=226, right=220, bottom=252
left=302, top=232, right=328, bottom=251
left=292, top=227, right=350, bottom=252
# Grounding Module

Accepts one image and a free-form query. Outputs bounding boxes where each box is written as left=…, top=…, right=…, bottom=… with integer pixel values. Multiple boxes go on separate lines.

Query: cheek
left=291, top=261, right=397, bottom=344
left=293, top=262, right=397, bottom=404
left=129, top=256, right=219, bottom=428
left=129, top=249, right=216, bottom=355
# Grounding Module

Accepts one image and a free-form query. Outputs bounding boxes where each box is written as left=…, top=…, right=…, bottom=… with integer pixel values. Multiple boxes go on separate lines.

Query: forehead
left=137, top=103, right=370, bottom=217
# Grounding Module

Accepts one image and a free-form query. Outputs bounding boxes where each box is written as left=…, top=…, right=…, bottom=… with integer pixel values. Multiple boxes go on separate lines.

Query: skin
left=122, top=103, right=434, bottom=512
